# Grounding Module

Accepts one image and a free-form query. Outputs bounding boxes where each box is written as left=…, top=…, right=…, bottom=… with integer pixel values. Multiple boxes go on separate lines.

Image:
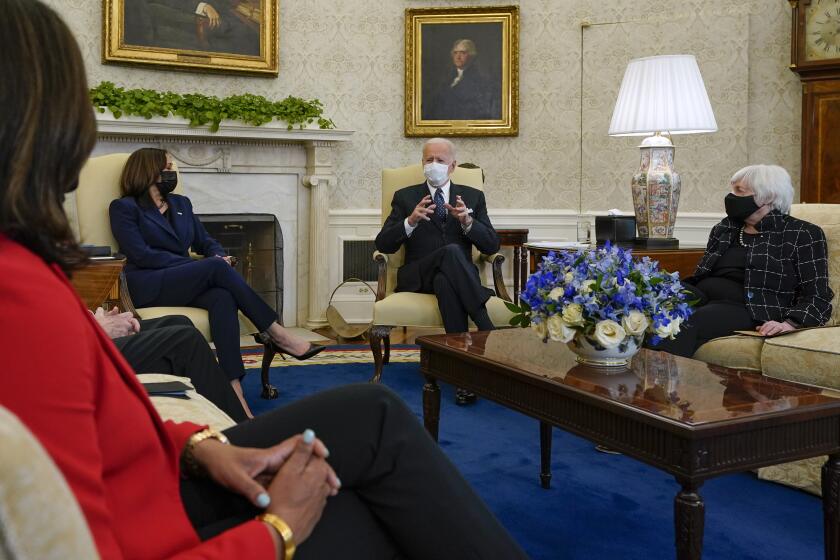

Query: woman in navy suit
left=110, top=148, right=323, bottom=415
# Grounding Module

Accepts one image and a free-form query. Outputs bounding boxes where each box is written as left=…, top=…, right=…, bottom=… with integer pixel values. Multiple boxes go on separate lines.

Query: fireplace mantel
left=96, top=112, right=354, bottom=144
left=93, top=112, right=354, bottom=329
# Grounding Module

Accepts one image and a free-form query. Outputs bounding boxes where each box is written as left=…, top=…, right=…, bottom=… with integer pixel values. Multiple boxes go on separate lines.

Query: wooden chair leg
left=369, top=326, right=392, bottom=383
left=253, top=334, right=279, bottom=399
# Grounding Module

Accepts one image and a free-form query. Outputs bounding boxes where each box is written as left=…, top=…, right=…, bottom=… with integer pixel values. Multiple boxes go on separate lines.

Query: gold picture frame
left=405, top=6, right=519, bottom=137
left=103, top=0, right=278, bottom=76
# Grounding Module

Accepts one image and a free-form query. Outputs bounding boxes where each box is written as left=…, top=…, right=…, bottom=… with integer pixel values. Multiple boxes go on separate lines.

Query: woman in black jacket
left=655, top=164, right=833, bottom=357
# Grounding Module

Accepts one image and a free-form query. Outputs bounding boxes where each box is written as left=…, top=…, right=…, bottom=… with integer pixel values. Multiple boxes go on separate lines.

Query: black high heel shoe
left=253, top=332, right=327, bottom=400
left=253, top=332, right=326, bottom=361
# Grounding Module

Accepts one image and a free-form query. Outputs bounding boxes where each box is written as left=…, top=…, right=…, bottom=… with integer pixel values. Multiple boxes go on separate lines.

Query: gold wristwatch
left=181, top=428, right=229, bottom=476
left=257, top=512, right=296, bottom=560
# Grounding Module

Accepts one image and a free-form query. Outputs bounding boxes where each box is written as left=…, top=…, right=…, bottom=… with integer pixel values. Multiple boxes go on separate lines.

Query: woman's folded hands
left=191, top=429, right=341, bottom=544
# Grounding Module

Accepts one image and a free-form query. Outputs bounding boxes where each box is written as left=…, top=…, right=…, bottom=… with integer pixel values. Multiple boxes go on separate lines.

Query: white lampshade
left=608, top=54, right=717, bottom=137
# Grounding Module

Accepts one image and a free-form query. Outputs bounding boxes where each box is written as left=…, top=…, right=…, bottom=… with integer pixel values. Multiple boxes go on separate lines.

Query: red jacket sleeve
left=0, top=245, right=276, bottom=560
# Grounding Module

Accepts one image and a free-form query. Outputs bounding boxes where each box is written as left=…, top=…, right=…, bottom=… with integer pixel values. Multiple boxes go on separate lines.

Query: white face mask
left=423, top=162, right=450, bottom=187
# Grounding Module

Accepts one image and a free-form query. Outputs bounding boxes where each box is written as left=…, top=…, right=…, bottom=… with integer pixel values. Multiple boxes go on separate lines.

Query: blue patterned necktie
left=433, top=188, right=446, bottom=222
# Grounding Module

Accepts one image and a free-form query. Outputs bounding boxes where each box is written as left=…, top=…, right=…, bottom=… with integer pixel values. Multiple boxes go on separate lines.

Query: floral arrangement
left=508, top=244, right=694, bottom=351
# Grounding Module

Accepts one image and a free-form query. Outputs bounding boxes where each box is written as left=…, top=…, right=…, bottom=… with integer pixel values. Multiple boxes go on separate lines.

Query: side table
left=70, top=258, right=127, bottom=311
left=527, top=243, right=705, bottom=280
left=497, top=229, right=529, bottom=304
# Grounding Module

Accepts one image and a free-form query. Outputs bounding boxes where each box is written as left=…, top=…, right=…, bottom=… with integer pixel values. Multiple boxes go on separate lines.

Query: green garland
left=90, top=81, right=336, bottom=132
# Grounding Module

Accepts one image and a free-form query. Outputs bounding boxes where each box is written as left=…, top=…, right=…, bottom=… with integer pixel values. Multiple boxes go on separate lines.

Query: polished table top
left=418, top=329, right=840, bottom=428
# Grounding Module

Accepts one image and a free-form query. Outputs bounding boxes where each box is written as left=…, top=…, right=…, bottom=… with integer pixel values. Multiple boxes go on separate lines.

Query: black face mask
left=156, top=170, right=178, bottom=195
left=724, top=193, right=761, bottom=222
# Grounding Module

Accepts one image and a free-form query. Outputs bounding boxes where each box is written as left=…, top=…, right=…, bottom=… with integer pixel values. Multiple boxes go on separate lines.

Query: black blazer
left=109, top=194, right=225, bottom=305
left=691, top=211, right=833, bottom=327
left=375, top=182, right=500, bottom=293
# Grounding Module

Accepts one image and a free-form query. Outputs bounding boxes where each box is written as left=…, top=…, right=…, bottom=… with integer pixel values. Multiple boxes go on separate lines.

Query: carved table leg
left=674, top=479, right=705, bottom=560
left=539, top=422, right=552, bottom=489
left=423, top=375, right=441, bottom=442
left=823, top=454, right=840, bottom=559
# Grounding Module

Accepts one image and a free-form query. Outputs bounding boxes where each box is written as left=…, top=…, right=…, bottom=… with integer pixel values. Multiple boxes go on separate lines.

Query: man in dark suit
left=375, top=138, right=499, bottom=404
left=93, top=307, right=249, bottom=421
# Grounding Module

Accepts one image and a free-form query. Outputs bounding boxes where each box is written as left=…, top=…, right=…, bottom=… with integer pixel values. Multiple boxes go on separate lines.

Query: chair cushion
left=760, top=326, right=840, bottom=390
left=692, top=335, right=764, bottom=371
left=374, top=293, right=513, bottom=328
left=0, top=406, right=99, bottom=560
left=136, top=307, right=258, bottom=341
left=790, top=203, right=840, bottom=227
left=137, top=374, right=237, bottom=431
left=75, top=153, right=129, bottom=248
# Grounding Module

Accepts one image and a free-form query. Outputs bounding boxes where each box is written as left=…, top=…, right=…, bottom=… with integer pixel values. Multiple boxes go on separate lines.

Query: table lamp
left=608, top=54, right=717, bottom=248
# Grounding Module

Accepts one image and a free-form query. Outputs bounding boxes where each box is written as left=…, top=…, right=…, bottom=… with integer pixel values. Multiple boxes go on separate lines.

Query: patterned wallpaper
left=46, top=0, right=800, bottom=213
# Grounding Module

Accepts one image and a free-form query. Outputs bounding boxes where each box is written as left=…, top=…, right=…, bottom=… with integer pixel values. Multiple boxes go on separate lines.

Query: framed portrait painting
left=405, top=6, right=519, bottom=137
left=103, top=0, right=278, bottom=75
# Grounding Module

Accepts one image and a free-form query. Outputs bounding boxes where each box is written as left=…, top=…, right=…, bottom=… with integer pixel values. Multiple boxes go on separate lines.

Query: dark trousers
left=146, top=258, right=278, bottom=381
left=651, top=302, right=755, bottom=358
left=112, top=315, right=248, bottom=422
left=180, top=384, right=527, bottom=559
left=398, top=244, right=494, bottom=333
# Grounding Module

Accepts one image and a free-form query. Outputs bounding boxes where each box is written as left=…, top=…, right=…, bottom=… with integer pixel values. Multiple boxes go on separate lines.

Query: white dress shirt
left=403, top=180, right=472, bottom=236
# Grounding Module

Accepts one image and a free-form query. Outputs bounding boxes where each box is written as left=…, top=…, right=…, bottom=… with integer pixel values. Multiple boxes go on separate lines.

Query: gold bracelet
left=181, top=429, right=229, bottom=477
left=257, top=512, right=296, bottom=560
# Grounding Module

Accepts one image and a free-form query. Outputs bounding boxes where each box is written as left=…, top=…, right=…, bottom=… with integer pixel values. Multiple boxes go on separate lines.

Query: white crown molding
left=95, top=111, right=354, bottom=144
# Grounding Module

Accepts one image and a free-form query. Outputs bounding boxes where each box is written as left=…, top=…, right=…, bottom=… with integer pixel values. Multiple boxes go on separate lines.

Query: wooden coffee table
left=417, top=329, right=840, bottom=560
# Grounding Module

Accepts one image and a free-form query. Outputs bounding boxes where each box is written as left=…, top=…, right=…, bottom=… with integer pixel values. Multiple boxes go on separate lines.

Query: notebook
left=142, top=381, right=191, bottom=399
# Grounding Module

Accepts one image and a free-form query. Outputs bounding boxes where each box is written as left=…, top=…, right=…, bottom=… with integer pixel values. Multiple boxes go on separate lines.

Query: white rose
left=654, top=321, right=673, bottom=339
left=580, top=279, right=595, bottom=294
left=622, top=310, right=649, bottom=336
left=547, top=315, right=575, bottom=343
left=561, top=303, right=584, bottom=326
left=594, top=320, right=626, bottom=348
left=548, top=287, right=565, bottom=301
left=564, top=271, right=574, bottom=284
left=669, top=317, right=682, bottom=337
left=532, top=319, right=548, bottom=339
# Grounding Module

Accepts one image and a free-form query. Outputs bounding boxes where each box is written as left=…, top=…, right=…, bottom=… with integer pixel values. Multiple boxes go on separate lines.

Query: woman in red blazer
left=0, top=2, right=528, bottom=559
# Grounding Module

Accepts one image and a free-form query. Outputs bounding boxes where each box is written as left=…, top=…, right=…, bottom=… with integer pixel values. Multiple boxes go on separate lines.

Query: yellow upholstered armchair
left=71, top=153, right=279, bottom=398
left=368, top=164, right=515, bottom=382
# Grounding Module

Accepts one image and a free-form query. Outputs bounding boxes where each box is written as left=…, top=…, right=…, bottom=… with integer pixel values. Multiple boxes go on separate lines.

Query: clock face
left=806, top=0, right=840, bottom=61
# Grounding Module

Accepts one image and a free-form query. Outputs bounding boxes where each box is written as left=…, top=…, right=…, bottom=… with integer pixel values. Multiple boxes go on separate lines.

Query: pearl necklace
left=739, top=225, right=760, bottom=247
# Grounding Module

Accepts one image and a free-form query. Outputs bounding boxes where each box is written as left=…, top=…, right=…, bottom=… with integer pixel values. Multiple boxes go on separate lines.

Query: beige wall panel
left=46, top=0, right=799, bottom=213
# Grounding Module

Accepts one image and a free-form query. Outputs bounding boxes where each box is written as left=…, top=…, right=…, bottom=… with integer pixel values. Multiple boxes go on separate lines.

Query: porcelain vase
left=567, top=332, right=642, bottom=367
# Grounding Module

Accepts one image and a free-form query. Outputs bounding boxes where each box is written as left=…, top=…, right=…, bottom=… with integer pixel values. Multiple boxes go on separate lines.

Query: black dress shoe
left=455, top=388, right=477, bottom=406
left=254, top=333, right=326, bottom=361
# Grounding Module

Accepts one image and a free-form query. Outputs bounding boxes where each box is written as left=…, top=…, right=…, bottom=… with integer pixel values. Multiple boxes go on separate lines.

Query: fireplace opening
left=197, top=213, right=283, bottom=320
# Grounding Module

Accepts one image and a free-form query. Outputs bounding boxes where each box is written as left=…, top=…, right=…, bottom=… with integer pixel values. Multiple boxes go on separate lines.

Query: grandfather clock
left=790, top=0, right=840, bottom=203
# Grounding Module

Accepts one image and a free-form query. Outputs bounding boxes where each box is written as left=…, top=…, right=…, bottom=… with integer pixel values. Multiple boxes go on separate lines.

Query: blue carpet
left=241, top=350, right=822, bottom=560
